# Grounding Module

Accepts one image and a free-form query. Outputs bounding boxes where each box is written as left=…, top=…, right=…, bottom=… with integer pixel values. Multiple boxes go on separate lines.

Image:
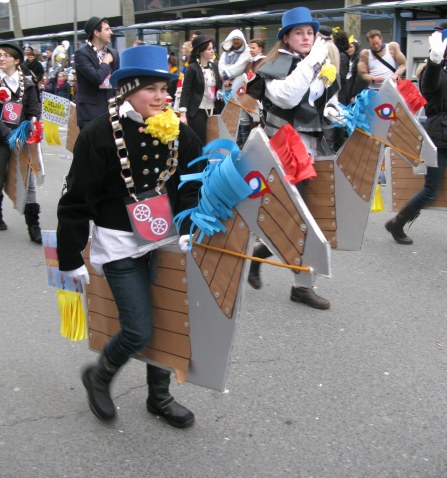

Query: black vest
left=254, top=52, right=339, bottom=135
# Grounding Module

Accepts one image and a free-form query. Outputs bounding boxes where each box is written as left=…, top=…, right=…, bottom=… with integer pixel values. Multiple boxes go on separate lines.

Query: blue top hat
left=277, top=7, right=320, bottom=40
left=110, top=45, right=178, bottom=87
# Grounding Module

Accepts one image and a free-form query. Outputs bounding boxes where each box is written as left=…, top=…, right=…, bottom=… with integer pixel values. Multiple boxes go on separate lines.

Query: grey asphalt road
left=1, top=132, right=447, bottom=478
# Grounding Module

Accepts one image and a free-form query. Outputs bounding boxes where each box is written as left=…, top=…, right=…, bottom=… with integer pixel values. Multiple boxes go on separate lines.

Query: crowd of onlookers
left=21, top=43, right=77, bottom=101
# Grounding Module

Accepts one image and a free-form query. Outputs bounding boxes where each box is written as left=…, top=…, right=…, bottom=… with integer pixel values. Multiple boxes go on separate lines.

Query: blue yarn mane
left=337, top=89, right=377, bottom=136
left=174, top=138, right=253, bottom=248
left=7, top=120, right=31, bottom=151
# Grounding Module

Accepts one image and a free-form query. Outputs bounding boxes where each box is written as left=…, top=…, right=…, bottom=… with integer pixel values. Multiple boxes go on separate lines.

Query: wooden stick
left=192, top=241, right=312, bottom=273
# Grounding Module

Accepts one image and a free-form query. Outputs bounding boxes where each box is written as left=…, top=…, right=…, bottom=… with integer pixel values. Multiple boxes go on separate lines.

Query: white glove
left=178, top=234, right=190, bottom=251
left=429, top=31, right=447, bottom=64
left=305, top=37, right=329, bottom=68
left=323, top=103, right=346, bottom=125
left=64, top=264, right=90, bottom=284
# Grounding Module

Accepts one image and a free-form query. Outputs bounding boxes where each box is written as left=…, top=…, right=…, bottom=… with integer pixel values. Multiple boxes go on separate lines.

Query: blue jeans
left=407, top=148, right=447, bottom=211
left=102, top=251, right=157, bottom=367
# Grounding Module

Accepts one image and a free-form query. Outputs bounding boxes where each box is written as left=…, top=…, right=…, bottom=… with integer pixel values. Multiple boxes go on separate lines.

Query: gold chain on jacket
left=108, top=95, right=179, bottom=197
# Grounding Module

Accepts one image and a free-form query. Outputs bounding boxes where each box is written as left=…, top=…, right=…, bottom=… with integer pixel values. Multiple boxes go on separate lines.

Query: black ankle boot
left=248, top=261, right=262, bottom=289
left=0, top=193, right=7, bottom=230
left=384, top=204, right=420, bottom=245
left=146, top=364, right=194, bottom=428
left=290, top=286, right=330, bottom=309
left=24, top=202, right=42, bottom=244
left=247, top=243, right=272, bottom=290
left=81, top=353, right=120, bottom=421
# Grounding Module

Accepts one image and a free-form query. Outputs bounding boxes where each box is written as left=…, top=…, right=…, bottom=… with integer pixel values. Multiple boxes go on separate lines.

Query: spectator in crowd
left=218, top=29, right=252, bottom=145
left=190, top=31, right=202, bottom=42
left=248, top=38, right=266, bottom=72
left=218, top=29, right=251, bottom=89
left=56, top=44, right=203, bottom=427
left=385, top=29, right=447, bottom=244
left=357, top=29, right=406, bottom=90
left=346, top=38, right=369, bottom=102
left=334, top=30, right=351, bottom=105
left=167, top=52, right=178, bottom=100
left=179, top=35, right=222, bottom=145
left=173, top=41, right=192, bottom=113
left=74, top=16, right=119, bottom=129
left=23, top=44, right=44, bottom=94
left=68, top=69, right=77, bottom=101
left=45, top=70, right=71, bottom=99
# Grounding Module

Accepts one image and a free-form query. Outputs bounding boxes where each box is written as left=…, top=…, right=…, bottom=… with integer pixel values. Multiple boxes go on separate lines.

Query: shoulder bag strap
left=371, top=48, right=396, bottom=73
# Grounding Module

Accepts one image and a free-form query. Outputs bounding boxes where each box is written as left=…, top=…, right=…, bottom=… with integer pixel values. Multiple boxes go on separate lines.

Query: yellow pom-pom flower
left=319, top=64, right=337, bottom=88
left=144, top=107, right=180, bottom=144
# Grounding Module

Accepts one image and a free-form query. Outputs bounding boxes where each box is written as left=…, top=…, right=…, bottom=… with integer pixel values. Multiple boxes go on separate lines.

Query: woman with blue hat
left=246, top=6, right=341, bottom=310
left=56, top=45, right=203, bottom=427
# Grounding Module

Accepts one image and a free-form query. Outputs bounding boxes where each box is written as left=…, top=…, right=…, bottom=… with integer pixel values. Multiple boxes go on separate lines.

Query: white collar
left=119, top=100, right=144, bottom=124
left=0, top=69, right=19, bottom=81
left=0, top=70, right=19, bottom=91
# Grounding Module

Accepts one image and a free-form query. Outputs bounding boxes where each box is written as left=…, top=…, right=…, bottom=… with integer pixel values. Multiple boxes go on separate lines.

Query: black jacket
left=179, top=61, right=222, bottom=117
left=24, top=58, right=44, bottom=86
left=420, top=59, right=447, bottom=148
left=45, top=78, right=71, bottom=100
left=57, top=113, right=203, bottom=271
left=74, top=44, right=119, bottom=128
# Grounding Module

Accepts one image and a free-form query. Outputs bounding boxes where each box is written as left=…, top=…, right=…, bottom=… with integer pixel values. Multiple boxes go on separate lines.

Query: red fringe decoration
left=27, top=120, right=44, bottom=144
left=269, top=124, right=316, bottom=184
left=397, top=79, right=427, bottom=114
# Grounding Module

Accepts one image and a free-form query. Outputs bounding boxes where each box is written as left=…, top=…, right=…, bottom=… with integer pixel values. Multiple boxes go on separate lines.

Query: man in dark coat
left=74, top=16, right=119, bottom=129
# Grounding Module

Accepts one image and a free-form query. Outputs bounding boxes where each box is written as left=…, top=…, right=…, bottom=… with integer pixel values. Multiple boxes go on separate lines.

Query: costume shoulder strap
left=256, top=53, right=294, bottom=80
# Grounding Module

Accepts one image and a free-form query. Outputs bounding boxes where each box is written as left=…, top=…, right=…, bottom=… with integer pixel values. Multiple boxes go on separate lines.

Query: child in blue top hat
left=57, top=44, right=203, bottom=427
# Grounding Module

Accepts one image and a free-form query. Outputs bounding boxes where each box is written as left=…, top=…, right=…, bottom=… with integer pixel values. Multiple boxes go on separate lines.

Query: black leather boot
left=290, top=286, right=330, bottom=309
left=24, top=202, right=42, bottom=244
left=247, top=243, right=272, bottom=290
left=146, top=364, right=194, bottom=428
left=81, top=353, right=120, bottom=421
left=0, top=193, right=6, bottom=230
left=385, top=203, right=420, bottom=245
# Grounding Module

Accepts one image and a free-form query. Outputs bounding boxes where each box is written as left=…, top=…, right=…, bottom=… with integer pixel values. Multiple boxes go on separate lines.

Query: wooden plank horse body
left=83, top=126, right=330, bottom=392
left=376, top=83, right=442, bottom=211
left=302, top=79, right=437, bottom=250
left=78, top=78, right=436, bottom=392
left=4, top=139, right=44, bottom=214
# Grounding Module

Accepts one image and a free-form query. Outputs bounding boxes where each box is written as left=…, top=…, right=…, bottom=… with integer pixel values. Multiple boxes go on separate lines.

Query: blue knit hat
left=277, top=7, right=320, bottom=40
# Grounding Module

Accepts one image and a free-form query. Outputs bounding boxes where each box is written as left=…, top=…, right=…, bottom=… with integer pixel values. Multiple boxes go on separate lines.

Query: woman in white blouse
left=179, top=35, right=222, bottom=145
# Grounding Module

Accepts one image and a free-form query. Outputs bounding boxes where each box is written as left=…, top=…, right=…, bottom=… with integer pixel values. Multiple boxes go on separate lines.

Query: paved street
left=1, top=132, right=447, bottom=478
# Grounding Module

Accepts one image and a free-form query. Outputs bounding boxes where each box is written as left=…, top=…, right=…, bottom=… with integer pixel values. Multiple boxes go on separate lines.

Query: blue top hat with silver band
left=277, top=7, right=320, bottom=40
left=110, top=45, right=178, bottom=88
